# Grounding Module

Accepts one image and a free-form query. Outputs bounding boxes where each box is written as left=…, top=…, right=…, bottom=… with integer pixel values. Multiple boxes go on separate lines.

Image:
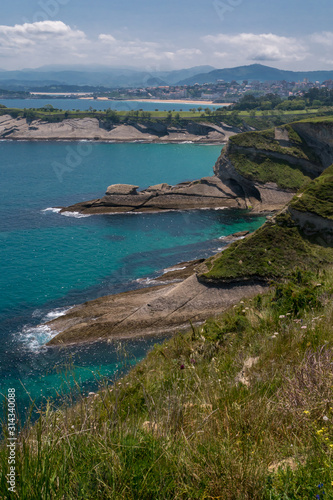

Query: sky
left=1, top=0, right=333, bottom=71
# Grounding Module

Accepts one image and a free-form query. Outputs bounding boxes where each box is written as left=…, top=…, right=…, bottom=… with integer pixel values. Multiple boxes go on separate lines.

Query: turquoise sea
left=0, top=140, right=266, bottom=418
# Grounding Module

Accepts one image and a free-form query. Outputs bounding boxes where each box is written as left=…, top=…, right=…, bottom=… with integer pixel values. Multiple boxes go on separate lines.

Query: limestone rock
left=105, top=184, right=139, bottom=196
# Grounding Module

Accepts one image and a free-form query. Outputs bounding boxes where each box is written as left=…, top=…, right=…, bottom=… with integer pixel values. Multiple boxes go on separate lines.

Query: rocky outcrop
left=292, top=121, right=333, bottom=169
left=212, top=122, right=333, bottom=212
left=213, top=142, right=295, bottom=211
left=289, top=207, right=333, bottom=245
left=47, top=273, right=267, bottom=345
left=0, top=114, right=238, bottom=143
left=61, top=176, right=247, bottom=214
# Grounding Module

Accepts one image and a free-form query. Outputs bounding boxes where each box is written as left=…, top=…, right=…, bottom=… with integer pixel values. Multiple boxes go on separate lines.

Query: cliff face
left=292, top=121, right=333, bottom=169
left=0, top=114, right=238, bottom=143
left=289, top=164, right=333, bottom=244
left=213, top=120, right=333, bottom=212
left=199, top=163, right=333, bottom=284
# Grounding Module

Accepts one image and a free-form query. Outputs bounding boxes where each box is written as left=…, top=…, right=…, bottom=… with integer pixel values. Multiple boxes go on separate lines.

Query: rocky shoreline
left=46, top=231, right=266, bottom=346
left=0, top=115, right=238, bottom=143
left=61, top=177, right=249, bottom=215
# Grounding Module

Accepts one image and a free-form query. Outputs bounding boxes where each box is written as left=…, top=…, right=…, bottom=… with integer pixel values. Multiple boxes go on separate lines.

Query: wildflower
left=323, top=416, right=329, bottom=421
left=190, top=359, right=196, bottom=365
left=279, top=315, right=286, bottom=319
left=180, top=365, right=185, bottom=370
left=317, top=430, right=324, bottom=435
left=329, top=444, right=333, bottom=449
left=301, top=325, right=307, bottom=329
left=316, top=495, right=320, bottom=499
left=303, top=410, right=310, bottom=415
left=318, top=483, right=324, bottom=488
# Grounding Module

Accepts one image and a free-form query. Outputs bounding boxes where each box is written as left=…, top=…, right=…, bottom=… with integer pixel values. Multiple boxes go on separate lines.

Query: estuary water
left=0, top=140, right=266, bottom=417
left=0, top=98, right=221, bottom=112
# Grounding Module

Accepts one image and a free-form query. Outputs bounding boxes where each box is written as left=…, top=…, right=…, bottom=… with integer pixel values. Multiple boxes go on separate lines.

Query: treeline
left=233, top=88, right=333, bottom=112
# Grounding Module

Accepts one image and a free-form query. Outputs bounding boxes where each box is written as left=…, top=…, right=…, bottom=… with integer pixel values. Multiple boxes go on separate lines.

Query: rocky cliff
left=213, top=120, right=333, bottom=211
left=0, top=114, right=238, bottom=143
left=61, top=118, right=333, bottom=215
left=199, top=163, right=333, bottom=284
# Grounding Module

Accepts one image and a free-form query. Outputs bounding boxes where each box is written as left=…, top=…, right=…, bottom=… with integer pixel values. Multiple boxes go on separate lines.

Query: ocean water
left=0, top=141, right=266, bottom=417
left=0, top=98, right=222, bottom=113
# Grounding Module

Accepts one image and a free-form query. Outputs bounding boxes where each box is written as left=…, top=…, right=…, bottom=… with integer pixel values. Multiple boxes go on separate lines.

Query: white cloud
left=311, top=31, right=333, bottom=46
left=202, top=32, right=307, bottom=63
left=0, top=21, right=88, bottom=66
left=98, top=34, right=202, bottom=63
left=0, top=22, right=331, bottom=71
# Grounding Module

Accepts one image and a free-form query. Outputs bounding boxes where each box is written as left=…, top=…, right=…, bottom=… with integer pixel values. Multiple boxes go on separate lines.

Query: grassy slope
left=200, top=164, right=333, bottom=283
left=201, top=211, right=333, bottom=282
left=290, top=164, right=333, bottom=220
left=1, top=268, right=333, bottom=499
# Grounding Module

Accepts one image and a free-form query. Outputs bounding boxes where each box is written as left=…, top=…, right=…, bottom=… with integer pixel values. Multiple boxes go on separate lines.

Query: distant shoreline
left=124, top=99, right=232, bottom=106
left=77, top=97, right=232, bottom=106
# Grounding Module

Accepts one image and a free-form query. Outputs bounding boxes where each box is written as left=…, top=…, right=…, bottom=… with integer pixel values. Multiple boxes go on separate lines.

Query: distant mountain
left=0, top=65, right=215, bottom=90
left=178, top=64, right=333, bottom=85
left=2, top=64, right=333, bottom=91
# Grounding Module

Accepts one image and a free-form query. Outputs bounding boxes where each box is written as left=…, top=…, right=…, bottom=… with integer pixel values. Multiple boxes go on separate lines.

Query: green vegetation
left=1, top=266, right=333, bottom=499
left=0, top=103, right=331, bottom=131
left=290, top=164, right=333, bottom=220
left=234, top=88, right=333, bottom=112
left=201, top=211, right=333, bottom=283
left=230, top=125, right=319, bottom=162
left=224, top=120, right=329, bottom=191
left=229, top=153, right=312, bottom=191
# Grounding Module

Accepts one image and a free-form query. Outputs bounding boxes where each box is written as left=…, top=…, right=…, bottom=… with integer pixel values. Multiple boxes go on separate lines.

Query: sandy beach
left=77, top=97, right=232, bottom=106
left=131, top=99, right=232, bottom=106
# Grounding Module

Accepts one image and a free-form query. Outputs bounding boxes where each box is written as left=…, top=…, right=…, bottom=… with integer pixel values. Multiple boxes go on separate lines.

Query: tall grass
left=1, top=267, right=333, bottom=499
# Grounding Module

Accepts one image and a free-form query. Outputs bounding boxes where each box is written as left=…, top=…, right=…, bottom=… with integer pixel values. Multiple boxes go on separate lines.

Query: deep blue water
left=0, top=98, right=222, bottom=113
left=0, top=141, right=266, bottom=417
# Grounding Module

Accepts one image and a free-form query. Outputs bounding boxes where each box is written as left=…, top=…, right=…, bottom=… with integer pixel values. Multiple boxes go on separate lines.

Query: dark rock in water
left=61, top=175, right=248, bottom=215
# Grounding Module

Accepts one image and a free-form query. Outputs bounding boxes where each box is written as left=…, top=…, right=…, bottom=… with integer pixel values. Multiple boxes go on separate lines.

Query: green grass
left=229, top=152, right=313, bottom=191
left=1, top=106, right=333, bottom=132
left=290, top=164, right=333, bottom=220
left=200, top=211, right=333, bottom=283
left=2, top=267, right=333, bottom=499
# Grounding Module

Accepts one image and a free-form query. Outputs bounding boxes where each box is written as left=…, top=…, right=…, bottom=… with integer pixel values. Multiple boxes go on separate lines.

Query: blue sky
left=1, top=0, right=333, bottom=71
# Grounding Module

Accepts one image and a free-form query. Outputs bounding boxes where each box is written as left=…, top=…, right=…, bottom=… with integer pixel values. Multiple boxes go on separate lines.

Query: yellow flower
left=317, top=430, right=324, bottom=435
left=329, top=444, right=333, bottom=448
left=303, top=410, right=310, bottom=414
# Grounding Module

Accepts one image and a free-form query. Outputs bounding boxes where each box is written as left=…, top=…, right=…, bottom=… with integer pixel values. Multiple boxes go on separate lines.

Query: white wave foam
left=163, top=266, right=186, bottom=274
left=42, top=207, right=61, bottom=214
left=19, top=324, right=57, bottom=351
left=61, top=211, right=91, bottom=218
left=19, top=307, right=73, bottom=350
left=43, top=306, right=73, bottom=321
left=135, top=277, right=157, bottom=285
